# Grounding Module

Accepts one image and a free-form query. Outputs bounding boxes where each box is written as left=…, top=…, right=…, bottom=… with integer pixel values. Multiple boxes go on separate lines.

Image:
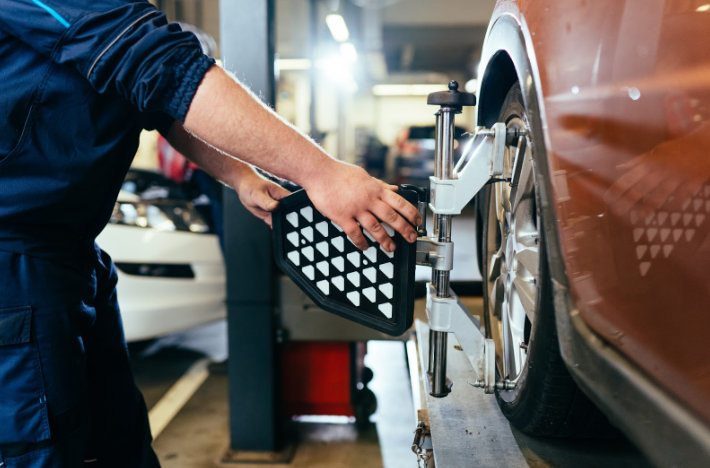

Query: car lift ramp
left=410, top=319, right=654, bottom=468
left=412, top=319, right=530, bottom=467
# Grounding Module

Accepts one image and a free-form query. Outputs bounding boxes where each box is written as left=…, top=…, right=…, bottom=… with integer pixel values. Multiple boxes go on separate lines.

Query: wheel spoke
left=511, top=144, right=533, bottom=214
left=489, top=275, right=505, bottom=320
left=488, top=247, right=503, bottom=280
left=515, top=247, right=539, bottom=277
left=513, top=276, right=536, bottom=322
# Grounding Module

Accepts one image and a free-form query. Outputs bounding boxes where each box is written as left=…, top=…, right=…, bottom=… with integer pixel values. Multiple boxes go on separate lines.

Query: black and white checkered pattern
left=283, top=205, right=397, bottom=320
left=272, top=188, right=418, bottom=336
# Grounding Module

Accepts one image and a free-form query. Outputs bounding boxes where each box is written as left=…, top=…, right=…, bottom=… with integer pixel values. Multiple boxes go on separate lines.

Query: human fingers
left=380, top=189, right=422, bottom=228
left=375, top=178, right=399, bottom=192
left=605, top=163, right=650, bottom=205
left=370, top=201, right=417, bottom=244
left=637, top=177, right=682, bottom=219
left=268, top=183, right=291, bottom=201
left=611, top=169, right=667, bottom=216
left=357, top=211, right=396, bottom=252
left=245, top=185, right=281, bottom=212
left=616, top=154, right=646, bottom=171
left=339, top=219, right=369, bottom=250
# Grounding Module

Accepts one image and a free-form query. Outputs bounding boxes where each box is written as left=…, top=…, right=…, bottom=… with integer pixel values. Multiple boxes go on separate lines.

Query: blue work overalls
left=0, top=0, right=214, bottom=466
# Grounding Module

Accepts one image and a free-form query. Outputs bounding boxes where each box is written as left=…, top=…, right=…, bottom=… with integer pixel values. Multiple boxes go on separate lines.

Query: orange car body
left=478, top=0, right=710, bottom=457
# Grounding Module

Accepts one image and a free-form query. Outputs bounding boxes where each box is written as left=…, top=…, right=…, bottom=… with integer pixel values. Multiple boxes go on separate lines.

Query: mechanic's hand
left=304, top=160, right=422, bottom=252
left=237, top=168, right=291, bottom=227
left=605, top=123, right=710, bottom=219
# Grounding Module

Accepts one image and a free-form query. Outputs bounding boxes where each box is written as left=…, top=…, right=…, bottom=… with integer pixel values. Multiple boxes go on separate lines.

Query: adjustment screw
left=448, top=80, right=459, bottom=91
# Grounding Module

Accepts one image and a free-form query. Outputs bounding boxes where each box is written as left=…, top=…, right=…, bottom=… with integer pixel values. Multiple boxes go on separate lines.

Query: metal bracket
left=416, top=237, right=454, bottom=271
left=424, top=283, right=496, bottom=393
left=429, top=122, right=507, bottom=215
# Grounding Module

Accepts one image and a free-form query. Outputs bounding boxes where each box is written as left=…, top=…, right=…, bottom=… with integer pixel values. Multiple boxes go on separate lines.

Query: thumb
left=252, top=186, right=281, bottom=212
left=268, top=183, right=291, bottom=201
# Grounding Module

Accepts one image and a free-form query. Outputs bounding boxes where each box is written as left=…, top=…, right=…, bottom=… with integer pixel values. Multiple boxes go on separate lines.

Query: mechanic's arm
left=181, top=67, right=421, bottom=251
left=165, top=122, right=290, bottom=227
left=0, top=0, right=420, bottom=249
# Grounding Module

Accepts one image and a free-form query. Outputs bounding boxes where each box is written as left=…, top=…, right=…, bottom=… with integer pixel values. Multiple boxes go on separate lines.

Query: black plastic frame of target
left=273, top=187, right=418, bottom=336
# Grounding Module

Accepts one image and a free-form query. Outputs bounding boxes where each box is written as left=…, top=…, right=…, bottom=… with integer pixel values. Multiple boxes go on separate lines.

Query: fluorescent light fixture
left=372, top=84, right=447, bottom=96
left=339, top=42, right=358, bottom=63
left=326, top=14, right=349, bottom=42
left=315, top=56, right=351, bottom=82
left=697, top=4, right=710, bottom=11
left=464, top=78, right=478, bottom=93
left=276, top=58, right=312, bottom=70
left=315, top=56, right=358, bottom=93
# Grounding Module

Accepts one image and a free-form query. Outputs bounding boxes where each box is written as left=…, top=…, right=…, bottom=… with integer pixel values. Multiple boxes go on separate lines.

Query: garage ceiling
left=156, top=0, right=496, bottom=79
left=379, top=0, right=495, bottom=76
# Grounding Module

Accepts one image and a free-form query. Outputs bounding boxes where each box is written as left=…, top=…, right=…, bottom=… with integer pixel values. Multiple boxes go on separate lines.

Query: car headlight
left=109, top=201, right=211, bottom=234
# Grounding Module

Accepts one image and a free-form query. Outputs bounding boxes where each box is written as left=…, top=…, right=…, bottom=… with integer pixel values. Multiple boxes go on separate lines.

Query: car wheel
left=481, top=82, right=614, bottom=437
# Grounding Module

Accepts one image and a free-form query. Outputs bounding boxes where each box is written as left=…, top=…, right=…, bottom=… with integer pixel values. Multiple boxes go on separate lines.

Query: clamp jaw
left=429, top=122, right=507, bottom=215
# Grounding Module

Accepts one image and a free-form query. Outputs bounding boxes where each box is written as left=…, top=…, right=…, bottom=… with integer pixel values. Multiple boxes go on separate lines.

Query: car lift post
left=220, top=0, right=286, bottom=459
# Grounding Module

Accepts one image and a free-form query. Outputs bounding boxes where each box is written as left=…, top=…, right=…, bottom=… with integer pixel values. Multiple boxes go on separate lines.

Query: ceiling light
left=326, top=14, right=349, bottom=42
left=372, top=84, right=447, bottom=96
left=339, top=42, right=358, bottom=63
left=464, top=79, right=478, bottom=93
left=276, top=58, right=312, bottom=70
left=697, top=4, right=710, bottom=11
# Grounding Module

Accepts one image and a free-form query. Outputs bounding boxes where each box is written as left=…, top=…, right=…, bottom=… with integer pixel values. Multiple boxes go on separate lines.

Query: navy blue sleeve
left=0, top=0, right=214, bottom=122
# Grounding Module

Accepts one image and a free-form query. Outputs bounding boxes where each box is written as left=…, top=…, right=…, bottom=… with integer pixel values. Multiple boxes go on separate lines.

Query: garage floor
left=131, top=311, right=654, bottom=468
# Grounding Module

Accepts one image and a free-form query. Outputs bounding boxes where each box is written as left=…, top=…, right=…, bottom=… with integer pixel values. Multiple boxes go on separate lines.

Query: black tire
left=481, top=82, right=615, bottom=438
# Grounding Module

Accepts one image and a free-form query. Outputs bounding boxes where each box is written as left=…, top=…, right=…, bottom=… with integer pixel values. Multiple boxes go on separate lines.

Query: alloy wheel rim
left=486, top=117, right=539, bottom=383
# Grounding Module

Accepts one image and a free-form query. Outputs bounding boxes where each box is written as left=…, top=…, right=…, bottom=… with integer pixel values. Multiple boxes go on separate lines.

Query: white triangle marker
left=287, top=251, right=300, bottom=266
left=364, top=247, right=378, bottom=263
left=331, top=237, right=345, bottom=252
left=300, top=206, right=313, bottom=222
left=316, top=241, right=329, bottom=257
left=363, top=267, right=377, bottom=283
left=316, top=261, right=329, bottom=276
left=331, top=256, right=344, bottom=272
left=286, top=212, right=299, bottom=228
left=378, top=283, right=393, bottom=299
left=287, top=232, right=299, bottom=247
left=315, top=221, right=329, bottom=237
left=347, top=252, right=361, bottom=268
left=379, top=263, right=394, bottom=279
left=362, top=287, right=376, bottom=303
left=347, top=291, right=360, bottom=307
left=378, top=303, right=393, bottom=318
left=347, top=272, right=360, bottom=287
left=331, top=276, right=344, bottom=291
left=317, top=280, right=330, bottom=295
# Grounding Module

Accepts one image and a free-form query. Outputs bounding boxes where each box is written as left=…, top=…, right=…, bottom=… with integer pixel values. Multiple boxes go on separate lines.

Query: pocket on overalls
left=0, top=306, right=51, bottom=444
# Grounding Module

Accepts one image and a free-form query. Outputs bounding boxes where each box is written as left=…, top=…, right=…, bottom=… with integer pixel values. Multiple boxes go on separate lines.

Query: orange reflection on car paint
left=495, top=0, right=710, bottom=425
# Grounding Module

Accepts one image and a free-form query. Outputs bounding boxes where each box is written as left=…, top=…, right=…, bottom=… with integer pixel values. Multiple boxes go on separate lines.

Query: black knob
left=427, top=80, right=475, bottom=108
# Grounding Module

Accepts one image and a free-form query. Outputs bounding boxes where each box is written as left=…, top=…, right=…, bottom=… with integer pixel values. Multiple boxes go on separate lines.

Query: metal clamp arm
left=425, top=283, right=496, bottom=393
left=429, top=122, right=507, bottom=216
left=416, top=237, right=454, bottom=271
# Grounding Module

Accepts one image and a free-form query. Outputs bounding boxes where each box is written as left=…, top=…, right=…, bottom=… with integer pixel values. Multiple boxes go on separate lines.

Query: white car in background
left=96, top=170, right=226, bottom=342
